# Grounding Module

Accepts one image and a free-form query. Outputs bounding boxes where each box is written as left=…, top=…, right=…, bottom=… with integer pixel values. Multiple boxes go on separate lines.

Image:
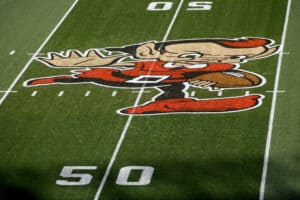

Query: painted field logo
left=24, top=37, right=279, bottom=115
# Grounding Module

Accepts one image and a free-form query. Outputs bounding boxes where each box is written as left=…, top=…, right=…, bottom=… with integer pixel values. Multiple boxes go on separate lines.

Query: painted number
left=187, top=1, right=213, bottom=10
left=147, top=2, right=173, bottom=11
left=147, top=1, right=213, bottom=11
left=116, top=166, right=154, bottom=186
left=56, top=165, right=155, bottom=186
left=56, top=166, right=97, bottom=186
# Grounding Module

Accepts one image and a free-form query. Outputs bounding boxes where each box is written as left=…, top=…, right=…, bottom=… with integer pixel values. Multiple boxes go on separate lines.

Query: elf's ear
left=135, top=42, right=160, bottom=59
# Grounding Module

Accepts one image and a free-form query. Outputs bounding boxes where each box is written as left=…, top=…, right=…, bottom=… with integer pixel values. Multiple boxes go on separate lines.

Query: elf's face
left=134, top=40, right=278, bottom=66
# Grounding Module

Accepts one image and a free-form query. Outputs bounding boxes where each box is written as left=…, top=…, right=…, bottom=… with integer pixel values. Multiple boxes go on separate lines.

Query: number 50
left=147, top=1, right=213, bottom=11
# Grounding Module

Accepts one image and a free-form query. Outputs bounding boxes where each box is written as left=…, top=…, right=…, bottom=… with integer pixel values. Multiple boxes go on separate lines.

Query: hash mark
left=191, top=91, right=196, bottom=97
left=280, top=52, right=290, bottom=55
left=28, top=53, right=45, bottom=56
left=132, top=90, right=150, bottom=93
left=31, top=91, right=38, bottom=96
left=58, top=91, right=64, bottom=97
left=0, top=90, right=18, bottom=93
left=266, top=90, right=286, bottom=93
left=85, top=90, right=91, bottom=96
left=9, top=50, right=16, bottom=55
left=217, top=90, right=223, bottom=96
left=112, top=91, right=117, bottom=97
left=245, top=91, right=250, bottom=96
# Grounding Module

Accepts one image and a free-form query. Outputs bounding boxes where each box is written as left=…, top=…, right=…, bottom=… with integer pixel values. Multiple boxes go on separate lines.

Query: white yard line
left=259, top=0, right=292, bottom=200
left=0, top=90, right=18, bottom=93
left=265, top=90, right=286, bottom=93
left=132, top=90, right=151, bottom=93
left=0, top=0, right=79, bottom=106
left=93, top=1, right=185, bottom=199
left=280, top=52, right=290, bottom=55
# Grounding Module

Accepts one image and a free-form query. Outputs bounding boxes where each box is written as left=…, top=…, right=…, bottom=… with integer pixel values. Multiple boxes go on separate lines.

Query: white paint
left=217, top=90, right=223, bottom=96
left=85, top=90, right=91, bottom=96
left=56, top=166, right=97, bottom=186
left=265, top=90, right=285, bottom=93
left=259, top=1, right=292, bottom=200
left=112, top=91, right=117, bottom=96
left=93, top=1, right=185, bottom=199
left=187, top=1, right=213, bottom=11
left=0, top=90, right=18, bottom=93
left=147, top=2, right=173, bottom=11
left=0, top=0, right=79, bottom=106
left=58, top=91, right=64, bottom=97
left=126, top=75, right=169, bottom=84
left=280, top=52, right=290, bottom=55
left=9, top=50, right=16, bottom=55
left=132, top=90, right=150, bottom=93
left=191, top=91, right=196, bottom=97
left=31, top=91, right=38, bottom=96
left=245, top=90, right=250, bottom=96
left=116, top=166, right=154, bottom=186
left=28, top=53, right=45, bottom=56
left=162, top=0, right=184, bottom=42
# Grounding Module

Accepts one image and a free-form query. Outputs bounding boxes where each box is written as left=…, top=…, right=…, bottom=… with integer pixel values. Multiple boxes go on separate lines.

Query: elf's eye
left=179, top=53, right=202, bottom=59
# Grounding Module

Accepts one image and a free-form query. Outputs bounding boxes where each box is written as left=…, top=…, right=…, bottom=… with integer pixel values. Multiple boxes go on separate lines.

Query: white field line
left=0, top=90, right=18, bottom=93
left=31, top=91, right=38, bottom=97
left=259, top=0, right=292, bottom=200
left=280, top=52, right=290, bottom=55
left=112, top=90, right=117, bottom=96
left=132, top=90, right=150, bottom=93
left=191, top=90, right=196, bottom=97
left=217, top=90, right=223, bottom=96
left=0, top=0, right=79, bottom=106
left=93, top=1, right=185, bottom=199
left=85, top=90, right=91, bottom=96
left=58, top=91, right=64, bottom=97
left=265, top=90, right=286, bottom=93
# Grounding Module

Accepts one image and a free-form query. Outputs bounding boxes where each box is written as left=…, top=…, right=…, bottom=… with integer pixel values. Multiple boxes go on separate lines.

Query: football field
left=0, top=0, right=299, bottom=199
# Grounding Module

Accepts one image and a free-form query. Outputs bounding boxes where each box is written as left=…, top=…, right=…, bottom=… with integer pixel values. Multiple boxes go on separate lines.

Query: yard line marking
left=112, top=91, right=117, bottom=97
left=31, top=91, right=38, bottom=96
left=28, top=53, right=45, bottom=56
left=94, top=1, right=185, bottom=199
left=58, top=91, right=64, bottom=97
left=245, top=90, right=250, bottom=96
left=0, top=0, right=79, bottom=107
left=265, top=90, right=285, bottom=93
left=0, top=90, right=18, bottom=93
left=280, top=52, right=290, bottom=55
left=132, top=90, right=151, bottom=93
left=191, top=91, right=196, bottom=97
left=217, top=90, right=223, bottom=96
left=9, top=50, right=16, bottom=55
left=85, top=90, right=91, bottom=96
left=162, top=0, right=184, bottom=41
left=259, top=0, right=292, bottom=200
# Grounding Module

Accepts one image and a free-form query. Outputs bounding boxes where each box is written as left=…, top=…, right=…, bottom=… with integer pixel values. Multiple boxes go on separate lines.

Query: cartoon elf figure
left=25, top=37, right=279, bottom=115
